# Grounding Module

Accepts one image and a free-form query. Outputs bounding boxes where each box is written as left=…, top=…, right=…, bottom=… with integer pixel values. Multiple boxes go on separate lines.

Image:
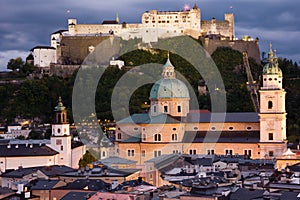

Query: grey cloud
left=0, top=0, right=299, bottom=68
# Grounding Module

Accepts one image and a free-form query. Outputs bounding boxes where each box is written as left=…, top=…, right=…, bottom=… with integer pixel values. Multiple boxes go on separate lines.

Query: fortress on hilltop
left=66, top=4, right=234, bottom=42
left=29, top=3, right=260, bottom=76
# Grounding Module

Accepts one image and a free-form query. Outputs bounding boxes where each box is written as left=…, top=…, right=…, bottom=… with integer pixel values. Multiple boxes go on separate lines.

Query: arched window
left=177, top=106, right=181, bottom=113
left=154, top=134, right=161, bottom=141
left=268, top=101, right=273, bottom=109
left=172, top=134, right=178, bottom=141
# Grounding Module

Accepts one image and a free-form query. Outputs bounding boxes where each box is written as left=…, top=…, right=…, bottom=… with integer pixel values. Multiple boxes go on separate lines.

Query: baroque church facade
left=114, top=46, right=287, bottom=165
left=0, top=98, right=86, bottom=172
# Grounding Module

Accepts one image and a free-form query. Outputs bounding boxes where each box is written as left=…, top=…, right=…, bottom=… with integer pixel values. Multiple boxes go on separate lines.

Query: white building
left=30, top=46, right=56, bottom=68
left=0, top=97, right=86, bottom=173
left=66, top=4, right=234, bottom=43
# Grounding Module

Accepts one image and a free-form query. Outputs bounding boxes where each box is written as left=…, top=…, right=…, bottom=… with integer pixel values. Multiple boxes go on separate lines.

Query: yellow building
left=115, top=45, right=287, bottom=165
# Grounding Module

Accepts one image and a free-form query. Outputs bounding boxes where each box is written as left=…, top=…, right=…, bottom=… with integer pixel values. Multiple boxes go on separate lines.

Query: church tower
left=149, top=55, right=190, bottom=117
left=49, top=97, right=72, bottom=166
left=259, top=44, right=287, bottom=158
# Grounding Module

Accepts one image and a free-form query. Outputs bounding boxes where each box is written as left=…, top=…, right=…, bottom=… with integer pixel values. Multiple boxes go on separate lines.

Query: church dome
left=263, top=44, right=283, bottom=78
left=150, top=79, right=190, bottom=99
left=150, top=57, right=190, bottom=99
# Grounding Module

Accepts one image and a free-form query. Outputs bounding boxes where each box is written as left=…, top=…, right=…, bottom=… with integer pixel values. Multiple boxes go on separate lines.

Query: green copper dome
left=54, top=96, right=66, bottom=111
left=150, top=57, right=190, bottom=99
left=150, top=79, right=190, bottom=99
left=263, top=43, right=283, bottom=77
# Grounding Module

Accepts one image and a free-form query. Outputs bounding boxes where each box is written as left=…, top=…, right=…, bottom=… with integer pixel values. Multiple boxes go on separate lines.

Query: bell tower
left=49, top=97, right=72, bottom=166
left=259, top=44, right=287, bottom=158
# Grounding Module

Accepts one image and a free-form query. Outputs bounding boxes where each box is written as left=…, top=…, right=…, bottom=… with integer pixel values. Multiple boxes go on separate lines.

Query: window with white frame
left=127, top=149, right=135, bottom=157
left=225, top=149, right=233, bottom=155
left=189, top=149, right=197, bottom=155
left=172, top=133, right=178, bottom=141
left=154, top=150, right=161, bottom=157
left=244, top=149, right=252, bottom=157
left=207, top=149, right=215, bottom=155
left=154, top=134, right=161, bottom=141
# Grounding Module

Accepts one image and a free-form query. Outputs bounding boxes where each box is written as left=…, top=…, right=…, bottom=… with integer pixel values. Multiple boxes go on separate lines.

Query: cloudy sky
left=0, top=0, right=299, bottom=71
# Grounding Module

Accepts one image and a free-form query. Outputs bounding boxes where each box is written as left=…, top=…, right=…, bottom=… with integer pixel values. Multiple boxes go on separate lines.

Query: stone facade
left=201, top=38, right=261, bottom=63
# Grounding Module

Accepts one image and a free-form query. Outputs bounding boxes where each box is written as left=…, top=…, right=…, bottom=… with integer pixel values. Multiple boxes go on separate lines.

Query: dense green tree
left=15, top=135, right=26, bottom=140
left=7, top=57, right=24, bottom=71
left=78, top=151, right=97, bottom=168
left=28, top=130, right=43, bottom=139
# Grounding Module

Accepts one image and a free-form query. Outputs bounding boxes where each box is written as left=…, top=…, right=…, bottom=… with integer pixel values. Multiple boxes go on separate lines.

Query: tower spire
left=116, top=12, right=119, bottom=23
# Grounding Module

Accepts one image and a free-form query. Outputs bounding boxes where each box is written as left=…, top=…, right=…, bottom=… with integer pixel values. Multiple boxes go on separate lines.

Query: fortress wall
left=50, top=64, right=80, bottom=78
left=70, top=24, right=122, bottom=35
left=58, top=36, right=110, bottom=64
left=202, top=38, right=261, bottom=63
left=201, top=20, right=230, bottom=37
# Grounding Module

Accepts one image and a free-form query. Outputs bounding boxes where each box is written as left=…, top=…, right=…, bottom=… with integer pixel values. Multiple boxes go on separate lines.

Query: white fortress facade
left=65, top=4, right=234, bottom=43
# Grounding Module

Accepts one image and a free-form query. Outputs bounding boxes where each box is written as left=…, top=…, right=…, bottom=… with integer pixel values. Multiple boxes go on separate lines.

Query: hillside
left=0, top=47, right=299, bottom=141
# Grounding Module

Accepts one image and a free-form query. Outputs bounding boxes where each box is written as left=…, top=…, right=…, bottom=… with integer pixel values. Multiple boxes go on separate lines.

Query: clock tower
left=49, top=97, right=72, bottom=166
left=259, top=44, right=287, bottom=158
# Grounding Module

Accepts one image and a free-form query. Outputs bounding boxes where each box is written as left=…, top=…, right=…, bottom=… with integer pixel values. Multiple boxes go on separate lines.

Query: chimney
left=253, top=183, right=257, bottom=189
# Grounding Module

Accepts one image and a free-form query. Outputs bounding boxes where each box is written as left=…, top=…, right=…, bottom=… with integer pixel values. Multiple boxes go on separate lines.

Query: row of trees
left=7, top=57, right=36, bottom=76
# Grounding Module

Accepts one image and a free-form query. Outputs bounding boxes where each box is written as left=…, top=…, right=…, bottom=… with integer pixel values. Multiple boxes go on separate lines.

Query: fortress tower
left=224, top=13, right=235, bottom=39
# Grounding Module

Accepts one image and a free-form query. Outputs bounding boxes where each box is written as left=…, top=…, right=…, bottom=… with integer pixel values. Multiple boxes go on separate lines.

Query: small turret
left=162, top=52, right=176, bottom=79
left=54, top=96, right=68, bottom=124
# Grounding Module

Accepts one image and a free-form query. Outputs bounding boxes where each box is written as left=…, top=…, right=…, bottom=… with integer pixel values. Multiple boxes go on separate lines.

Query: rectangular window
left=244, top=150, right=252, bottom=157
left=189, top=149, right=197, bottom=155
left=268, top=101, right=273, bottom=109
left=269, top=151, right=274, bottom=157
left=149, top=174, right=153, bottom=180
left=225, top=149, right=233, bottom=155
left=207, top=149, right=215, bottom=155
left=164, top=106, right=168, bottom=113
left=60, top=145, right=63, bottom=151
left=127, top=149, right=135, bottom=157
left=56, top=139, right=62, bottom=145
left=177, top=106, right=181, bottom=113
left=141, top=150, right=146, bottom=157
left=154, top=150, right=161, bottom=157
left=153, top=106, right=156, bottom=112
left=269, top=133, right=273, bottom=141
left=117, top=133, right=122, bottom=140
